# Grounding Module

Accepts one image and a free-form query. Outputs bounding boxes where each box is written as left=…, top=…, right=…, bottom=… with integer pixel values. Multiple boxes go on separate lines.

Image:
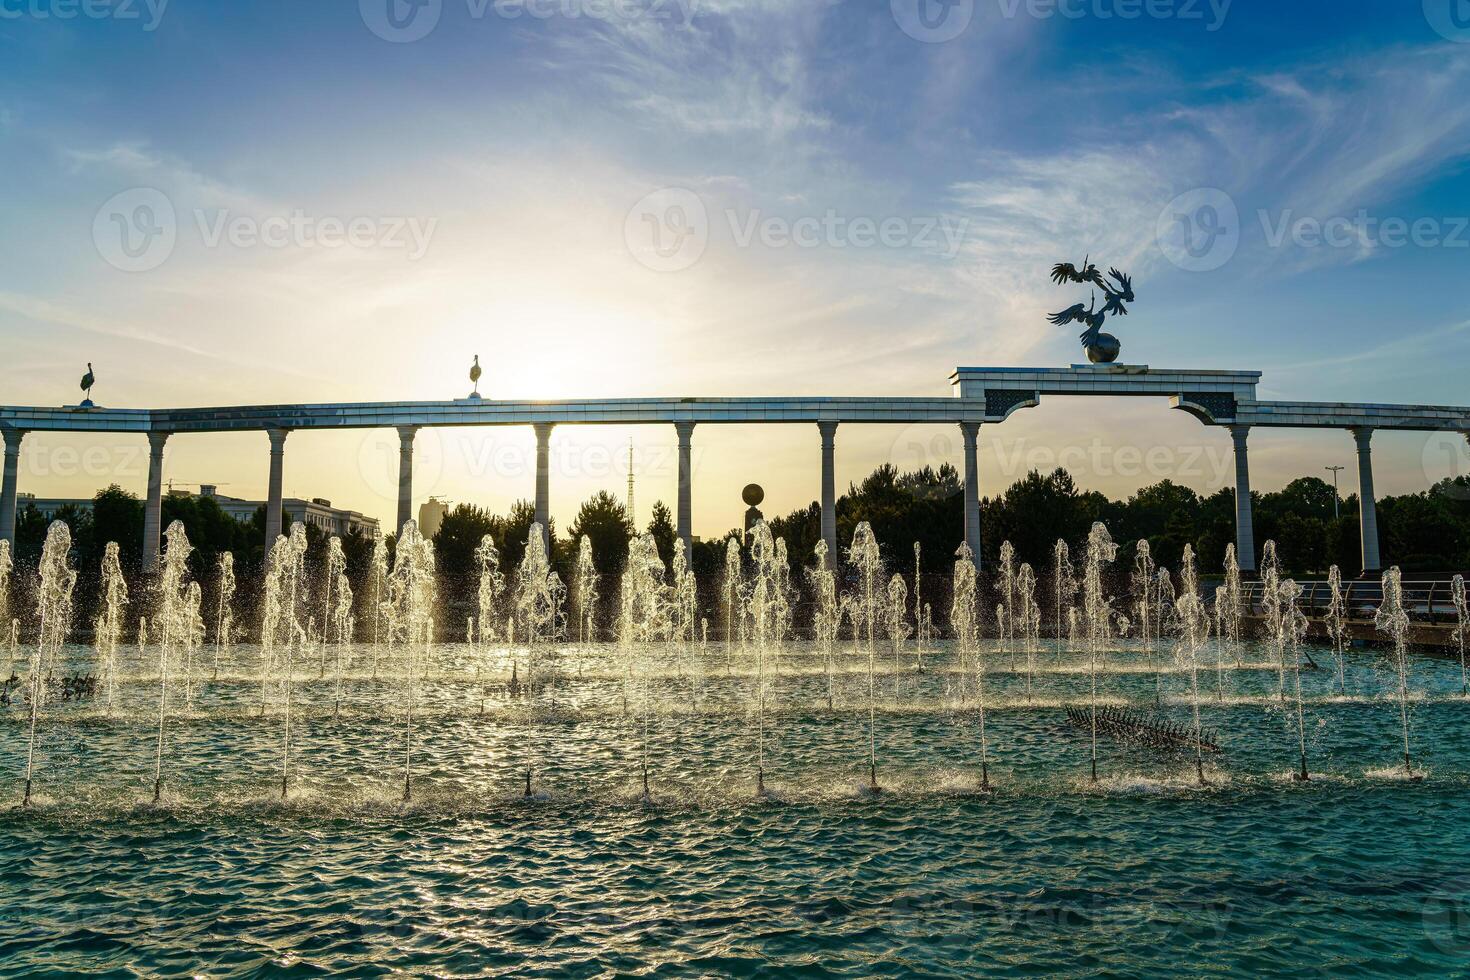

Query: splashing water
left=848, top=523, right=884, bottom=790
left=24, top=522, right=76, bottom=806
left=95, top=542, right=129, bottom=712
left=1133, top=540, right=1156, bottom=652
left=1052, top=539, right=1077, bottom=649
left=1375, top=568, right=1421, bottom=781
left=997, top=541, right=1016, bottom=658
left=1326, top=565, right=1349, bottom=695
left=369, top=537, right=389, bottom=679
left=723, top=537, right=743, bottom=669
left=213, top=552, right=236, bottom=680
left=1451, top=574, right=1467, bottom=698
left=1017, top=563, right=1039, bottom=699
left=747, top=521, right=790, bottom=794
left=474, top=534, right=505, bottom=714
left=620, top=533, right=668, bottom=799
left=389, top=521, right=436, bottom=802
left=809, top=540, right=840, bottom=711
left=1223, top=544, right=1244, bottom=667
left=151, top=522, right=196, bottom=802
left=1174, top=546, right=1212, bottom=786
left=952, top=543, right=990, bottom=791
left=573, top=536, right=598, bottom=645
left=1083, top=523, right=1118, bottom=784
left=1274, top=572, right=1312, bottom=782
left=886, top=574, right=910, bottom=699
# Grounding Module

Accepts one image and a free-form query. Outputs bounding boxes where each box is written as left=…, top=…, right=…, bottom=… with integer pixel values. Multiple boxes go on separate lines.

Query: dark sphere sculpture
left=742, top=484, right=765, bottom=507
left=1086, top=334, right=1122, bottom=364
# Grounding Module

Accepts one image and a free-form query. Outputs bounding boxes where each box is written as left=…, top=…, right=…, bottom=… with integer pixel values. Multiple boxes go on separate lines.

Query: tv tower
left=627, top=438, right=636, bottom=527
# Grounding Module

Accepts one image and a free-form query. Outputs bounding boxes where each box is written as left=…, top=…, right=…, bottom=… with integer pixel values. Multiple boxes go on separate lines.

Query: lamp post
left=1325, top=465, right=1345, bottom=519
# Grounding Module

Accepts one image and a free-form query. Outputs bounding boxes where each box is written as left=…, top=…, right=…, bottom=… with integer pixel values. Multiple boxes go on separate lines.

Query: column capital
left=674, top=420, right=696, bottom=441
left=959, top=420, right=982, bottom=439
left=396, top=424, right=419, bottom=446
left=1228, top=423, right=1250, bottom=444
left=1, top=427, right=25, bottom=451
left=147, top=430, right=171, bottom=454
left=1351, top=426, right=1374, bottom=450
left=533, top=422, right=555, bottom=441
left=817, top=419, right=839, bottom=439
left=266, top=427, right=290, bottom=449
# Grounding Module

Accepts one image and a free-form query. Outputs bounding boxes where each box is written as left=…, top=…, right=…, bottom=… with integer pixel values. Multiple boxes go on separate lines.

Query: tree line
left=9, top=466, right=1468, bottom=637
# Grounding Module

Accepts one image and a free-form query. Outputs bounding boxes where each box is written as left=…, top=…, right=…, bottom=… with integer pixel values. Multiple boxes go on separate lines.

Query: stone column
left=818, top=421, right=839, bottom=569
left=0, top=428, right=25, bottom=548
left=675, top=421, right=695, bottom=563
left=1229, top=425, right=1257, bottom=573
left=396, top=425, right=418, bottom=537
left=533, top=422, right=554, bottom=549
left=1353, top=427, right=1381, bottom=575
left=264, top=428, right=289, bottom=549
left=142, top=431, right=170, bottom=574
left=960, top=421, right=983, bottom=569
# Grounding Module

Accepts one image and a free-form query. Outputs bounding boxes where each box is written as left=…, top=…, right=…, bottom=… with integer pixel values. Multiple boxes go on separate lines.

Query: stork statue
left=79, top=362, right=96, bottom=407
left=468, top=355, right=483, bottom=400
left=1047, top=259, right=1136, bottom=364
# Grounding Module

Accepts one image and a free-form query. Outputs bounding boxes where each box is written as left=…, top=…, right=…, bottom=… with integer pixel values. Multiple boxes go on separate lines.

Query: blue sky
left=3, top=0, right=1469, bottom=535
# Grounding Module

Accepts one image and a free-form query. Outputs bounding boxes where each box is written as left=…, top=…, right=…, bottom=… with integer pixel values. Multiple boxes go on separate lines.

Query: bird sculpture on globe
left=1046, top=256, right=1136, bottom=364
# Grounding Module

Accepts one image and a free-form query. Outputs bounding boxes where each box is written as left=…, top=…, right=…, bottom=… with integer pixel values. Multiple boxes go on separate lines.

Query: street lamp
left=1325, top=465, right=1345, bottom=519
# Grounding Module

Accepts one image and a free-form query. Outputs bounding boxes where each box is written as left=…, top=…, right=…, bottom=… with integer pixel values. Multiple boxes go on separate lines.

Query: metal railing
left=1239, top=579, right=1462, bottom=625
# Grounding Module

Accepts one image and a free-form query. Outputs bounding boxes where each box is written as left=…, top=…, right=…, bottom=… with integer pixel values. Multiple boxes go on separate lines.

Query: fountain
left=997, top=541, right=1016, bottom=658
left=1222, top=545, right=1243, bottom=666
left=1133, top=540, right=1156, bottom=652
left=848, top=522, right=884, bottom=791
left=1326, top=566, right=1349, bottom=695
left=151, top=522, right=196, bottom=802
left=746, top=521, right=789, bottom=794
left=213, top=552, right=235, bottom=680
left=573, top=536, right=597, bottom=644
left=0, top=540, right=11, bottom=672
left=885, top=574, right=910, bottom=698
left=369, top=537, right=389, bottom=678
left=1052, top=539, right=1076, bottom=643
left=1081, top=523, right=1118, bottom=784
left=474, top=534, right=505, bottom=713
left=23, top=522, right=77, bottom=807
left=1016, top=563, right=1039, bottom=699
left=95, top=542, right=128, bottom=712
left=1375, top=568, right=1422, bottom=781
left=951, top=543, right=990, bottom=791
left=1272, top=572, right=1312, bottom=782
left=319, top=537, right=345, bottom=676
left=809, top=541, right=840, bottom=710
left=514, top=523, right=567, bottom=794
left=260, top=524, right=309, bottom=796
left=389, top=521, right=436, bottom=802
left=723, top=537, right=743, bottom=668
left=620, top=533, right=667, bottom=800
left=1451, top=574, right=1467, bottom=698
left=1173, top=545, right=1211, bottom=786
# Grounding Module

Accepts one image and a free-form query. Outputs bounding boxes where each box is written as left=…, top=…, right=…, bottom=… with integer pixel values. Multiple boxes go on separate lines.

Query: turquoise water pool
left=3, top=640, right=1468, bottom=975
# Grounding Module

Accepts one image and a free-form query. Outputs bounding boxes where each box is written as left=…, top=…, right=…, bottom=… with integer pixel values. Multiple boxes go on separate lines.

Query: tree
left=566, top=491, right=633, bottom=576
left=647, top=500, right=676, bottom=569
